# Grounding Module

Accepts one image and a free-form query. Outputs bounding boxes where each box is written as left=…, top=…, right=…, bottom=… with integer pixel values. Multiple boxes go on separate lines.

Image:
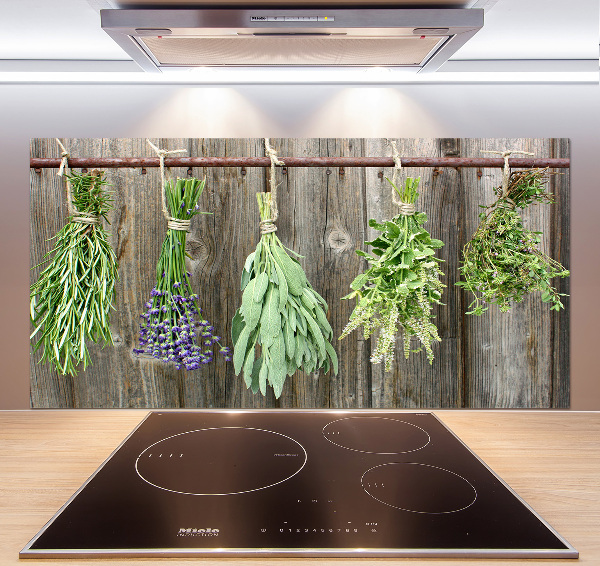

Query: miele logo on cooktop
left=273, top=452, right=299, bottom=457
left=177, top=527, right=219, bottom=537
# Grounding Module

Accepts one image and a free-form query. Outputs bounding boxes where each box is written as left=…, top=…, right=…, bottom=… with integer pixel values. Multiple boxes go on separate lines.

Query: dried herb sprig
left=457, top=169, right=569, bottom=315
left=340, top=177, right=445, bottom=371
left=232, top=192, right=338, bottom=398
left=30, top=171, right=119, bottom=376
left=134, top=177, right=230, bottom=369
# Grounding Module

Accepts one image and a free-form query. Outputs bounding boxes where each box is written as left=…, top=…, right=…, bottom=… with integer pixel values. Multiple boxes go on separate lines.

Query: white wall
left=2, top=82, right=598, bottom=409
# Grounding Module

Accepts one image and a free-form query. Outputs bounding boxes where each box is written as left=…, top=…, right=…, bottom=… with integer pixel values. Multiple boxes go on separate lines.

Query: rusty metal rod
left=30, top=157, right=570, bottom=169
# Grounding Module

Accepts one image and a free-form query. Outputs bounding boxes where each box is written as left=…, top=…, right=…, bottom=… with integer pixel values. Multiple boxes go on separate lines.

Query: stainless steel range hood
left=100, top=8, right=483, bottom=73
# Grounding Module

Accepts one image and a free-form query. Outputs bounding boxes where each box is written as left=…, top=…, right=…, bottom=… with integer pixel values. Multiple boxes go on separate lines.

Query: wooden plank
left=460, top=138, right=558, bottom=408
left=188, top=137, right=270, bottom=409
left=29, top=138, right=570, bottom=409
left=550, top=138, right=570, bottom=408
left=29, top=138, right=76, bottom=409
left=363, top=138, right=462, bottom=408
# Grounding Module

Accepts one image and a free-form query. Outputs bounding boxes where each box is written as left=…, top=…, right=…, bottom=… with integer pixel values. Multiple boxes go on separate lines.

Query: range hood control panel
left=250, top=16, right=333, bottom=22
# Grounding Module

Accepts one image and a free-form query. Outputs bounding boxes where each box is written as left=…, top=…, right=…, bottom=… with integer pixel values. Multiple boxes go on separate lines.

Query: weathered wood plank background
left=29, top=138, right=570, bottom=408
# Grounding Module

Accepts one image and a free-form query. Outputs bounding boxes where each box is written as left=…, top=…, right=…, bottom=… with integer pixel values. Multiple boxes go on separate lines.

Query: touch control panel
left=251, top=16, right=333, bottom=22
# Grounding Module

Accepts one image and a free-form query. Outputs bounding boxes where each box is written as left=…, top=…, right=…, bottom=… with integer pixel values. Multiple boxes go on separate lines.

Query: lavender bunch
left=133, top=177, right=230, bottom=369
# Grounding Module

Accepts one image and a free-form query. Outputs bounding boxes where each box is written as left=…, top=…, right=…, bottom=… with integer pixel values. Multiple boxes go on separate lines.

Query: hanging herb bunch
left=232, top=192, right=338, bottom=398
left=457, top=168, right=569, bottom=315
left=133, top=177, right=231, bottom=369
left=340, top=177, right=445, bottom=372
left=30, top=171, right=119, bottom=376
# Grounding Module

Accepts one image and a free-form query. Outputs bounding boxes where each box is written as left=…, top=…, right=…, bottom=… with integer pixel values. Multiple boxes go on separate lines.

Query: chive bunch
left=30, top=171, right=119, bottom=376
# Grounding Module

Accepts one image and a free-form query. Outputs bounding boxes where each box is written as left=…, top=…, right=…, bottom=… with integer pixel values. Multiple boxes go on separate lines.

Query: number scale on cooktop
left=20, top=411, right=577, bottom=559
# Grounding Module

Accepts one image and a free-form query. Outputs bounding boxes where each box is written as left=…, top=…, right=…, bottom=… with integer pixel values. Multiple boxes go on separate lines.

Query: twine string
left=397, top=202, right=416, bottom=216
left=388, top=139, right=405, bottom=207
left=147, top=139, right=189, bottom=231
left=262, top=138, right=285, bottom=234
left=259, top=219, right=278, bottom=235
left=55, top=138, right=101, bottom=226
left=387, top=139, right=414, bottom=215
left=481, top=149, right=535, bottom=197
left=55, top=138, right=70, bottom=178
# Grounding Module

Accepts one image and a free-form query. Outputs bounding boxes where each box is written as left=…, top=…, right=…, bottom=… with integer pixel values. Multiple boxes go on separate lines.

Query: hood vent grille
left=140, top=36, right=445, bottom=67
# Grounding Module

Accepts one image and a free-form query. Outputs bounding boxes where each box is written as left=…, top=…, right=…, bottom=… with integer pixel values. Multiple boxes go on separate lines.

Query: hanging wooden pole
left=30, top=156, right=570, bottom=169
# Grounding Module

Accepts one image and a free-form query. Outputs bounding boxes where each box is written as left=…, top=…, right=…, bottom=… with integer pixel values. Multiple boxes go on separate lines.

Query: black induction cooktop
left=20, top=411, right=577, bottom=559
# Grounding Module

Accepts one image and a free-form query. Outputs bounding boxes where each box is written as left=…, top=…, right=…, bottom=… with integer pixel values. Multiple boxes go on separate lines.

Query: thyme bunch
left=134, top=177, right=230, bottom=369
left=457, top=169, right=569, bottom=315
left=340, top=178, right=445, bottom=371
left=30, top=171, right=119, bottom=376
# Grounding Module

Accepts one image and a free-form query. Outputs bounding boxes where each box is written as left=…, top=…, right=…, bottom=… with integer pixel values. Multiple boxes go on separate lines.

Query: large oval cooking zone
left=135, top=427, right=307, bottom=495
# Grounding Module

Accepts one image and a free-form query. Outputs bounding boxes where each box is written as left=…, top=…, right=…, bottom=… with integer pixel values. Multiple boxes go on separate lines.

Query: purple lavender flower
left=133, top=177, right=229, bottom=370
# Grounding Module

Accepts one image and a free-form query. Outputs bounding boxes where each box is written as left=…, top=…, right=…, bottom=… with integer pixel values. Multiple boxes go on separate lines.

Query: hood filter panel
left=140, top=36, right=444, bottom=66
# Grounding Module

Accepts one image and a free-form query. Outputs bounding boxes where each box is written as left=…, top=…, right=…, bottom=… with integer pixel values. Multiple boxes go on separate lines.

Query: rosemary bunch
left=232, top=193, right=338, bottom=398
left=457, top=169, right=569, bottom=315
left=30, top=171, right=118, bottom=376
left=134, top=177, right=230, bottom=369
left=340, top=178, right=445, bottom=371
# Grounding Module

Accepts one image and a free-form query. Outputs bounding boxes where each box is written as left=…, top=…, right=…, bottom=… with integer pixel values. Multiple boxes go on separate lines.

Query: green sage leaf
left=259, top=286, right=281, bottom=340
left=231, top=309, right=245, bottom=345
left=252, top=272, right=269, bottom=302
left=233, top=326, right=251, bottom=375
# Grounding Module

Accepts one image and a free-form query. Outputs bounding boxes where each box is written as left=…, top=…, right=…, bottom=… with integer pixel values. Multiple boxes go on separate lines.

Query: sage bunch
left=457, top=169, right=569, bottom=315
left=134, top=177, right=231, bottom=369
left=30, top=171, right=118, bottom=376
left=340, top=178, right=445, bottom=372
left=233, top=192, right=338, bottom=398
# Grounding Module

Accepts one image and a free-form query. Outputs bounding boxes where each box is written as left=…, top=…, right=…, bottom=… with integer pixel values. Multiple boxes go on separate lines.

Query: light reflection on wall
left=298, top=88, right=445, bottom=138
left=128, top=86, right=449, bottom=139
left=130, top=87, right=278, bottom=138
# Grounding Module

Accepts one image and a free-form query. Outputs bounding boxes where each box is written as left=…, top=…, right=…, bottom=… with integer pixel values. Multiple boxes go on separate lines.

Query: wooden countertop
left=1, top=410, right=598, bottom=565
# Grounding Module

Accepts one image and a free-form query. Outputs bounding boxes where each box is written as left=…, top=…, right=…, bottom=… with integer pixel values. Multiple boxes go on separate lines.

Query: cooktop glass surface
left=20, top=411, right=577, bottom=559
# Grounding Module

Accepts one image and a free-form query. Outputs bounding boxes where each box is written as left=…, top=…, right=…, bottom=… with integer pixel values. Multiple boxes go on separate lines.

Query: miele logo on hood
left=178, top=527, right=220, bottom=537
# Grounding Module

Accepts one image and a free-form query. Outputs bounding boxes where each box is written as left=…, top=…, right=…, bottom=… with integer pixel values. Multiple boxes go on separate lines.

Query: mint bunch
left=340, top=177, right=445, bottom=371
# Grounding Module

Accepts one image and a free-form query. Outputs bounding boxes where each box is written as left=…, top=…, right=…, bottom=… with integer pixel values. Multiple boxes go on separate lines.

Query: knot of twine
left=397, top=202, right=416, bottom=216
left=167, top=218, right=191, bottom=231
left=388, top=139, right=413, bottom=214
left=260, top=219, right=278, bottom=235
left=71, top=211, right=101, bottom=226
left=56, top=138, right=70, bottom=177
left=481, top=149, right=535, bottom=197
left=147, top=139, right=189, bottom=231
left=262, top=138, right=285, bottom=232
left=56, top=138, right=101, bottom=226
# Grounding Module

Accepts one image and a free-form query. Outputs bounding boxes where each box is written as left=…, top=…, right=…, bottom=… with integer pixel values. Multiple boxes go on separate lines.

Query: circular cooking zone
left=362, top=462, right=477, bottom=514
left=322, top=417, right=430, bottom=454
left=135, top=427, right=307, bottom=495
